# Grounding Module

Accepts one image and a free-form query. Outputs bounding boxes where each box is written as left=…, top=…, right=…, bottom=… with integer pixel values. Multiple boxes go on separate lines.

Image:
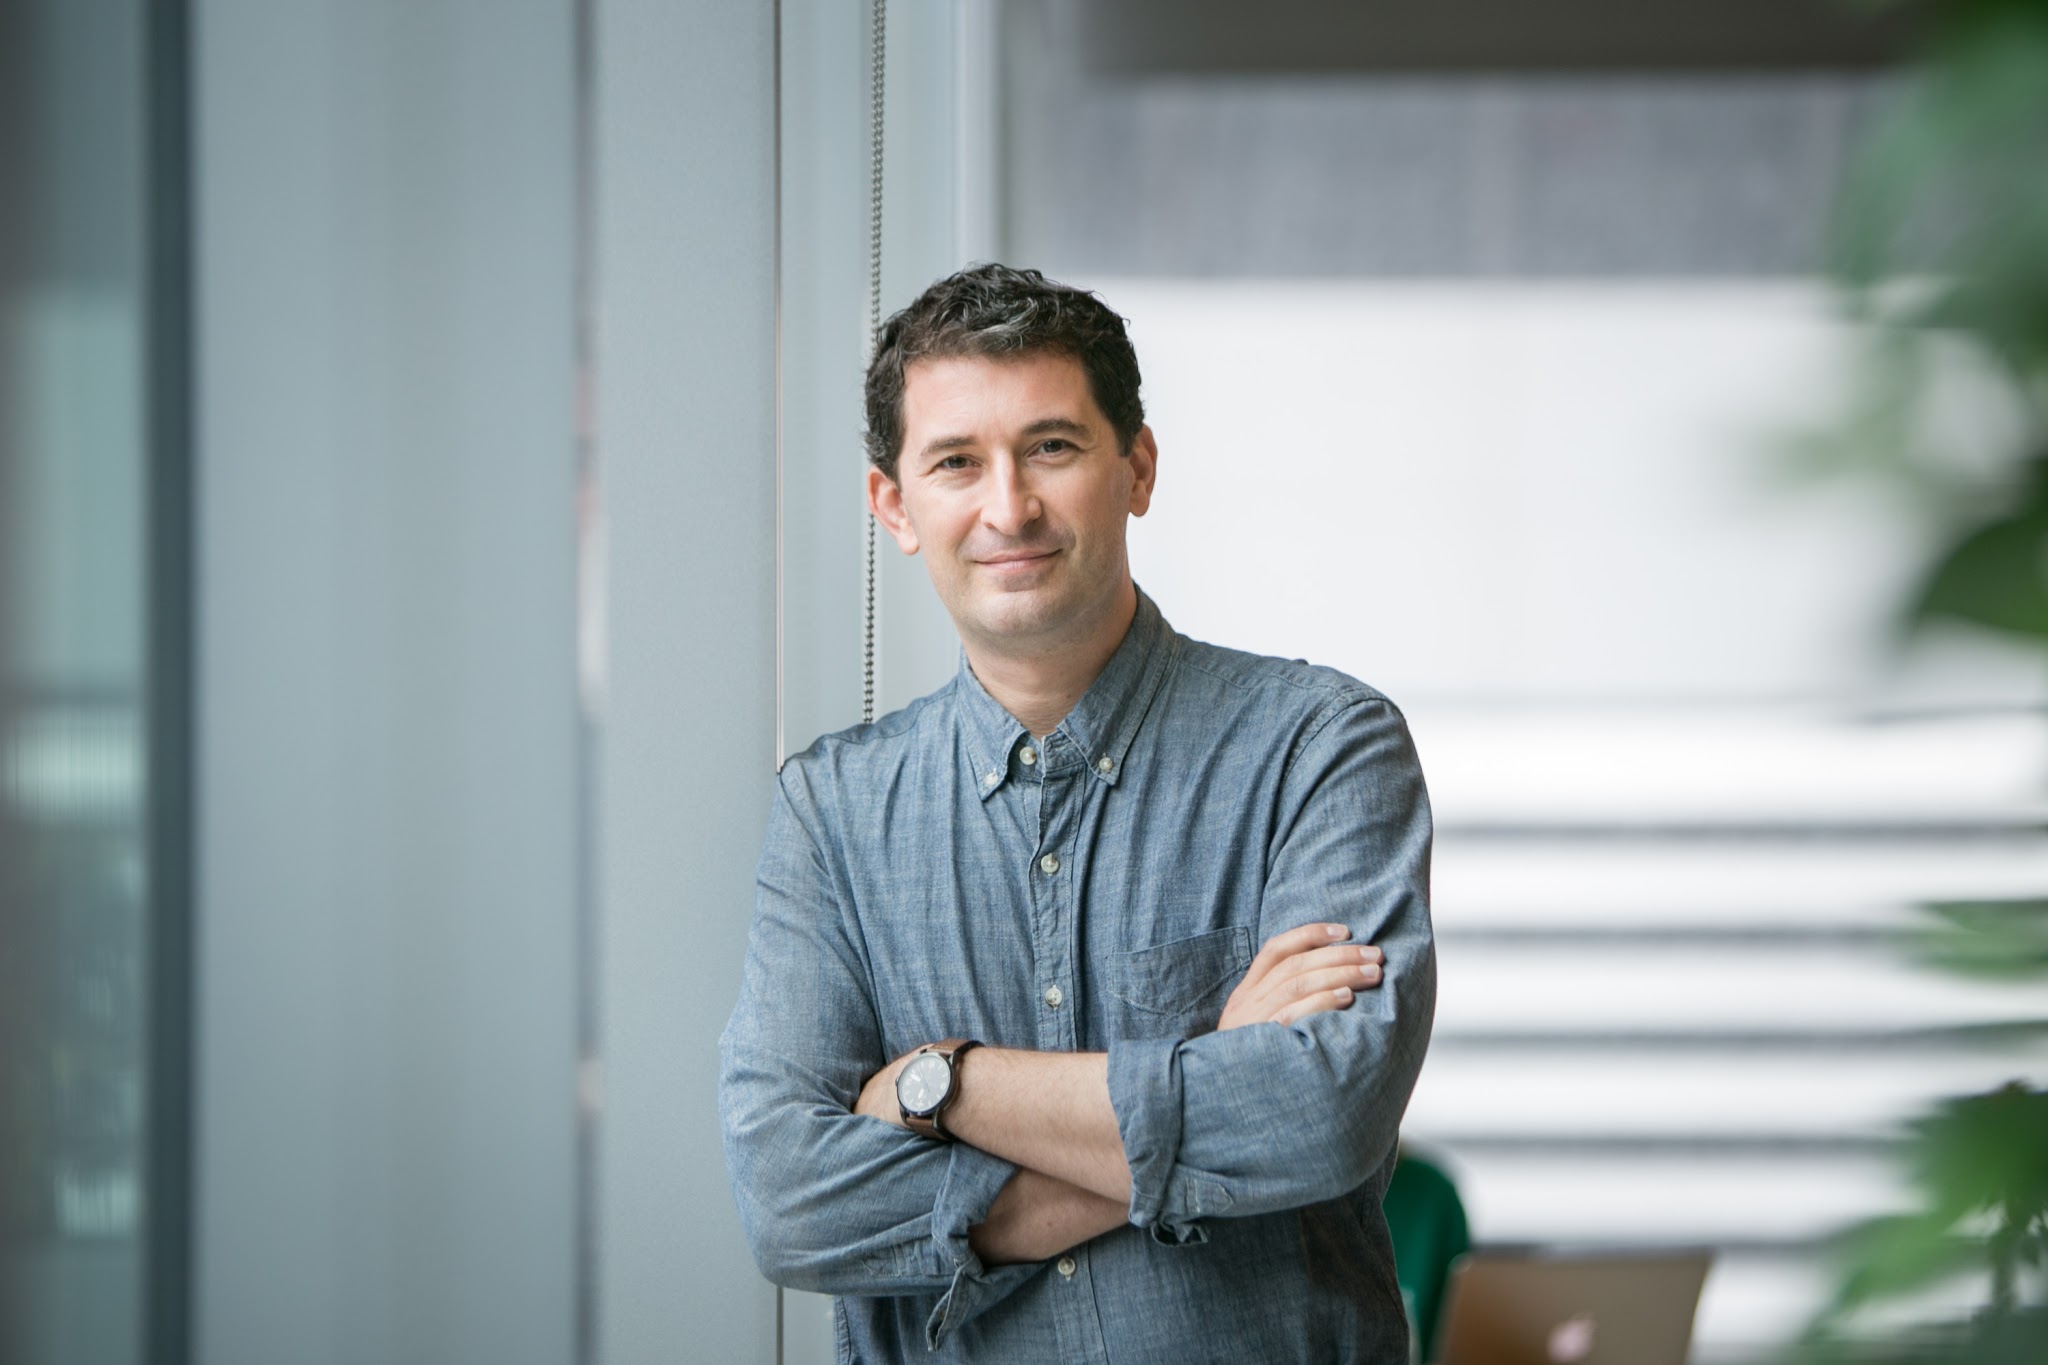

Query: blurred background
left=5, top=1, right=2044, bottom=1363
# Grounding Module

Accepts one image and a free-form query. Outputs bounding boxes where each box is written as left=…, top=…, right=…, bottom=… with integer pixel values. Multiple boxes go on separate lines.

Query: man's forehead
left=902, top=351, right=1102, bottom=425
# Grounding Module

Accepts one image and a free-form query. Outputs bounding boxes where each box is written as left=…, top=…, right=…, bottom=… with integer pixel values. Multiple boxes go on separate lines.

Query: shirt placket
left=1025, top=732, right=1079, bottom=1053
left=1025, top=731, right=1111, bottom=1365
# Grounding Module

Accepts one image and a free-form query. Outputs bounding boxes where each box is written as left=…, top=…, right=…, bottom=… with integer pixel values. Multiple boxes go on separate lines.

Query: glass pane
left=2, top=1, right=163, bottom=1362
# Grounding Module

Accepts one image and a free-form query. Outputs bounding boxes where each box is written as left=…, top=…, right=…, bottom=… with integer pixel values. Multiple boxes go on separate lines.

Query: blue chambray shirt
left=719, top=590, right=1435, bottom=1362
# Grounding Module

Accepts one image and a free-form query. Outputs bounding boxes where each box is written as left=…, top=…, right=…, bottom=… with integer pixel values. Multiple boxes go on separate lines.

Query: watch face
left=896, top=1053, right=953, bottom=1116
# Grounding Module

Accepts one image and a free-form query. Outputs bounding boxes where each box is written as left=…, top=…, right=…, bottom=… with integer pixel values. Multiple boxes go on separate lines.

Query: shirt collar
left=956, top=587, right=1177, bottom=802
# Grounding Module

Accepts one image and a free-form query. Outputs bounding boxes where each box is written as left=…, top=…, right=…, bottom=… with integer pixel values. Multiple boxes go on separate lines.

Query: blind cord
left=862, top=0, right=885, bottom=725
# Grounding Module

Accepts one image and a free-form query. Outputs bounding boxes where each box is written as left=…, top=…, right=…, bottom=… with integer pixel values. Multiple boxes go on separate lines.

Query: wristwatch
left=894, top=1038, right=982, bottom=1140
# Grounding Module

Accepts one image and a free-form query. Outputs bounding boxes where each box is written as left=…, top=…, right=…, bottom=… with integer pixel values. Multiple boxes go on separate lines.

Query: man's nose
left=982, top=460, right=1042, bottom=535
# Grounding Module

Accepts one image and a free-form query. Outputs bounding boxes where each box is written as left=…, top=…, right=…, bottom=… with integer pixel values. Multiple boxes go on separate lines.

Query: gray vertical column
left=590, top=0, right=780, bottom=1361
left=775, top=5, right=884, bottom=1355
left=194, top=3, right=580, bottom=1364
left=779, top=0, right=871, bottom=759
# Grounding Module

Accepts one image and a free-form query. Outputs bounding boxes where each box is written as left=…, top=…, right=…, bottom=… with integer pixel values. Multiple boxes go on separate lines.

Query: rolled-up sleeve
left=718, top=775, right=1039, bottom=1340
left=1108, top=696, right=1436, bottom=1242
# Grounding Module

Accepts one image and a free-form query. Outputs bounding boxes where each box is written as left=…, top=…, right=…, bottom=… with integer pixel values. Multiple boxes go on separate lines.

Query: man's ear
left=1127, top=425, right=1158, bottom=519
left=867, top=466, right=920, bottom=554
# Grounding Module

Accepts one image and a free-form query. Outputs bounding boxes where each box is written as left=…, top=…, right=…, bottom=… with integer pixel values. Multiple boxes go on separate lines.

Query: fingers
left=1257, top=942, right=1383, bottom=995
left=1245, top=922, right=1355, bottom=984
left=1279, top=943, right=1384, bottom=979
left=1228, top=948, right=1383, bottom=1026
left=1243, top=950, right=1380, bottom=1020
left=1219, top=924, right=1387, bottom=1031
left=1270, top=987, right=1358, bottom=1028
left=1249, top=925, right=1384, bottom=976
left=1281, top=959, right=1383, bottom=1001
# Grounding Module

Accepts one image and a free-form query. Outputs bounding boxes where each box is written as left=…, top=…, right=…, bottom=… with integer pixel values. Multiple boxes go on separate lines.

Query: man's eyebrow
left=1019, top=416, right=1091, bottom=441
left=916, top=433, right=976, bottom=460
left=913, top=415, right=1095, bottom=464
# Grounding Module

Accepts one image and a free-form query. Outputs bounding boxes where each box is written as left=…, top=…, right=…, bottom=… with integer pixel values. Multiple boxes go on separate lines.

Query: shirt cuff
left=922, top=1142, right=1041, bottom=1349
left=1108, top=1036, right=1233, bottom=1245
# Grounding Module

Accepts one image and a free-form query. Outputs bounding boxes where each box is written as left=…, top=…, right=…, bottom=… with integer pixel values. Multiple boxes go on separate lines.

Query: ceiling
left=1066, top=0, right=1919, bottom=74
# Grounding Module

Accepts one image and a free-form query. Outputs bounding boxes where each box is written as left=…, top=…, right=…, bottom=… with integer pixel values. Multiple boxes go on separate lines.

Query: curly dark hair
left=864, top=263, right=1145, bottom=482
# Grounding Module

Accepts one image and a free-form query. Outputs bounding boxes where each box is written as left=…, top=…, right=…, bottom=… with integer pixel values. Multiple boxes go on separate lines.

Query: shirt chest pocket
left=1103, top=924, right=1255, bottom=1040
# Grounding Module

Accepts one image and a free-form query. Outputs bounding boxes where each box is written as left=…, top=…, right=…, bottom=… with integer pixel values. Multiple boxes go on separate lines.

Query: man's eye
left=1036, top=439, right=1071, bottom=455
left=937, top=454, right=973, bottom=471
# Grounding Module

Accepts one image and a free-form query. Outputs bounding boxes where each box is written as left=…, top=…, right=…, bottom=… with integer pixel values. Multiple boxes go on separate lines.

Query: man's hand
left=1217, top=922, right=1383, bottom=1031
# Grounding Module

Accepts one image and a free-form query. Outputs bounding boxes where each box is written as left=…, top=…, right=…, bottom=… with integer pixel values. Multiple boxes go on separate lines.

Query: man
left=719, top=264, right=1435, bottom=1362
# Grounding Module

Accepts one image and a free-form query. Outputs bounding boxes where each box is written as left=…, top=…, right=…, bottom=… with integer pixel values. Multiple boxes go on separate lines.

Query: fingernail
left=1326, top=924, right=1350, bottom=940
left=1334, top=986, right=1354, bottom=1002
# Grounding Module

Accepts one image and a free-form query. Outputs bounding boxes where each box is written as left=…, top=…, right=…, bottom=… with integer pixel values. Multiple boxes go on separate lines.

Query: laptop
left=1432, top=1247, right=1712, bottom=1365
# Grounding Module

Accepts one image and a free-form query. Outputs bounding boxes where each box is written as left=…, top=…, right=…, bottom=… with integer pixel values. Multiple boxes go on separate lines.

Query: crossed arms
left=851, top=923, right=1389, bottom=1263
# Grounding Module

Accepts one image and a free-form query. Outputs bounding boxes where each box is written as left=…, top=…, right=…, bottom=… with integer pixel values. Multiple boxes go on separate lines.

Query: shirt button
left=982, top=772, right=998, bottom=788
left=1042, top=985, right=1064, bottom=1009
left=1096, top=755, right=1114, bottom=774
left=1019, top=745, right=1037, bottom=766
left=1056, top=1255, right=1077, bottom=1278
left=1039, top=853, right=1060, bottom=875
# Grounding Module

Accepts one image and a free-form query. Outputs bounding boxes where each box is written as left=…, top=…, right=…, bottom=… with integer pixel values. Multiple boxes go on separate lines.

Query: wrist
left=942, top=1041, right=996, bottom=1143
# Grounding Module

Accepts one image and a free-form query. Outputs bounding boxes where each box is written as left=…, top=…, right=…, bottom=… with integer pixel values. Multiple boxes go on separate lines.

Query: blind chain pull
left=862, top=0, right=886, bottom=724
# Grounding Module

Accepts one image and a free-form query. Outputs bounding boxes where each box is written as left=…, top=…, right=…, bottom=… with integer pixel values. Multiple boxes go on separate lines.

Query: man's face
left=869, top=351, right=1156, bottom=660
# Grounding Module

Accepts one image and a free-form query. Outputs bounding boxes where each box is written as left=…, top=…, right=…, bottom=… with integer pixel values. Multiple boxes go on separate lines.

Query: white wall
left=1118, top=280, right=2034, bottom=708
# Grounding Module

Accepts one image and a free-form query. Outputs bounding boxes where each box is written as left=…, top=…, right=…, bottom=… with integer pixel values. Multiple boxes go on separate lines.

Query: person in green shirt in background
left=1383, top=1146, right=1470, bottom=1364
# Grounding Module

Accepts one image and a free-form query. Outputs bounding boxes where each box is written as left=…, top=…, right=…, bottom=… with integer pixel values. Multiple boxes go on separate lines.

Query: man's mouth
left=976, top=549, right=1058, bottom=569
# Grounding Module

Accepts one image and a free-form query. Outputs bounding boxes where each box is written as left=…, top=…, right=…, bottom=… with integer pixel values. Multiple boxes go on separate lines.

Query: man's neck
left=965, top=582, right=1138, bottom=739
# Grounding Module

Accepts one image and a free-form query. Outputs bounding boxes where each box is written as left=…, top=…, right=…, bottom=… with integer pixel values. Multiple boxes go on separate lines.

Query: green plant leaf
left=1903, top=462, right=2048, bottom=639
left=1916, top=900, right=2048, bottom=977
left=1832, top=5, right=2048, bottom=360
left=1903, top=1085, right=2048, bottom=1229
left=1905, top=515, right=2048, bottom=637
left=1824, top=1212, right=1986, bottom=1313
